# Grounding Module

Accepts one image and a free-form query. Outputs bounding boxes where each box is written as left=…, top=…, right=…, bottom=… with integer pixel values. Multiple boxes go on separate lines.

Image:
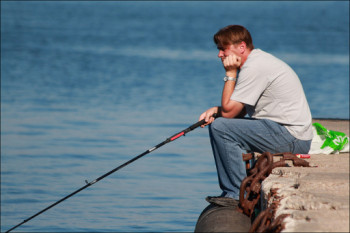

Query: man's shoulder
left=249, top=49, right=276, bottom=59
left=246, top=49, right=287, bottom=68
left=243, top=49, right=272, bottom=69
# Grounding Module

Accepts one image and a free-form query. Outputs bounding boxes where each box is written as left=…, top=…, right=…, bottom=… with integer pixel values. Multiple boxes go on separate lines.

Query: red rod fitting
left=170, top=132, right=185, bottom=141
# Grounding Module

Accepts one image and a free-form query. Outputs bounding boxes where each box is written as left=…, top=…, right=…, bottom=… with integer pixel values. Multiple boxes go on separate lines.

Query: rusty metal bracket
left=271, top=152, right=310, bottom=168
left=238, top=151, right=311, bottom=226
left=238, top=152, right=310, bottom=232
left=238, top=152, right=274, bottom=217
left=249, top=206, right=290, bottom=233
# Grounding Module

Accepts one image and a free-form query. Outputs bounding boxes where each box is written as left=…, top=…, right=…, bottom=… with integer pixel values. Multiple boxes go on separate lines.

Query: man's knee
left=211, top=117, right=244, bottom=132
left=209, top=117, right=227, bottom=135
left=210, top=118, right=251, bottom=142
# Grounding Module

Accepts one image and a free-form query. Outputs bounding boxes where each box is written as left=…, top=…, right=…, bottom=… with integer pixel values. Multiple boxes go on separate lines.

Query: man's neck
left=240, top=49, right=253, bottom=68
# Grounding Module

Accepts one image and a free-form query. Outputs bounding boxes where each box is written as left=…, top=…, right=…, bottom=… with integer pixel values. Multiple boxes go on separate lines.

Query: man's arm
left=199, top=54, right=244, bottom=126
left=220, top=77, right=244, bottom=118
left=220, top=54, right=245, bottom=118
left=236, top=107, right=247, bottom=118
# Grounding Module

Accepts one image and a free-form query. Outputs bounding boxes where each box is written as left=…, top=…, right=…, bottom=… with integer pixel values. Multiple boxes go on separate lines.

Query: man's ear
left=239, top=41, right=246, bottom=54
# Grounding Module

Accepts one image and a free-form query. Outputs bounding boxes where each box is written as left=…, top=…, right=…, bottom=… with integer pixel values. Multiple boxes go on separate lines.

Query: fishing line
left=6, top=114, right=216, bottom=232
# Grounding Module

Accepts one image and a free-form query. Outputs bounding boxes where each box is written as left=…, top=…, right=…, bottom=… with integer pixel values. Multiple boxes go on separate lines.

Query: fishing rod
left=6, top=114, right=216, bottom=233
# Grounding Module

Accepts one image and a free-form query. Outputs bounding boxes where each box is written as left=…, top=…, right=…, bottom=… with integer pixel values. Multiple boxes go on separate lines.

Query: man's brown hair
left=214, top=25, right=254, bottom=50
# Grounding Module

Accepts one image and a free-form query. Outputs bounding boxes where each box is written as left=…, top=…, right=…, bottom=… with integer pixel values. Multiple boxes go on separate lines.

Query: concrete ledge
left=261, top=119, right=349, bottom=232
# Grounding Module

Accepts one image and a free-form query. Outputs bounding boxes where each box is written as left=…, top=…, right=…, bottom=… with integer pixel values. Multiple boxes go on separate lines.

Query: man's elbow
left=220, top=107, right=239, bottom=118
left=221, top=111, right=236, bottom=118
left=220, top=101, right=244, bottom=118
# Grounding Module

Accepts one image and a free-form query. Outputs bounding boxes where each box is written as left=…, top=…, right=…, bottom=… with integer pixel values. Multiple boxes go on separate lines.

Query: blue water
left=1, top=1, right=349, bottom=232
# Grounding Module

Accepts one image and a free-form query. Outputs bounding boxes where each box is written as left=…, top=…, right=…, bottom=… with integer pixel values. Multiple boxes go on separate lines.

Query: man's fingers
left=205, top=113, right=211, bottom=122
left=199, top=112, right=216, bottom=128
left=199, top=112, right=208, bottom=127
left=223, top=54, right=241, bottom=70
left=236, top=56, right=242, bottom=66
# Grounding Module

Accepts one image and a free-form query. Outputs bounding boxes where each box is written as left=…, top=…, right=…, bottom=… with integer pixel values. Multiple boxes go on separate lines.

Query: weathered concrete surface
left=262, top=119, right=349, bottom=232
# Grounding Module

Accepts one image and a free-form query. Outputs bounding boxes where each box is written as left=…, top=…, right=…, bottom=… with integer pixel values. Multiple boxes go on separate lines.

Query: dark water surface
left=1, top=1, right=349, bottom=232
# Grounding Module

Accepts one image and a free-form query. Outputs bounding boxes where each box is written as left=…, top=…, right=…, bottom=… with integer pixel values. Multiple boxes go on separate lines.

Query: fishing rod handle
left=167, top=113, right=218, bottom=142
left=190, top=113, right=218, bottom=130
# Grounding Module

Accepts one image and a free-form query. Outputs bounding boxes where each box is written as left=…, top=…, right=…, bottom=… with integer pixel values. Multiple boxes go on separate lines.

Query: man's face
left=217, top=44, right=241, bottom=62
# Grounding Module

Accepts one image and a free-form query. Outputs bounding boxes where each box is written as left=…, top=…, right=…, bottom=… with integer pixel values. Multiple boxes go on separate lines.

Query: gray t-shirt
left=231, top=49, right=313, bottom=140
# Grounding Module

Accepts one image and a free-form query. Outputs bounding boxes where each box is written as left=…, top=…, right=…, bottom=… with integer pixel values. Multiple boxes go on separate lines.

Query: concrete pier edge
left=261, top=119, right=349, bottom=232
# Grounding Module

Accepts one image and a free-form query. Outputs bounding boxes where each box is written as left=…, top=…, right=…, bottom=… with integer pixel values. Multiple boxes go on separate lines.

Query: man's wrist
left=217, top=106, right=222, bottom=117
left=225, top=70, right=237, bottom=78
left=224, top=76, right=236, bottom=82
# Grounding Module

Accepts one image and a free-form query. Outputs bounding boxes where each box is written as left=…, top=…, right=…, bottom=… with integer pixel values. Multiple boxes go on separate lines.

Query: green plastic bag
left=312, top=122, right=349, bottom=152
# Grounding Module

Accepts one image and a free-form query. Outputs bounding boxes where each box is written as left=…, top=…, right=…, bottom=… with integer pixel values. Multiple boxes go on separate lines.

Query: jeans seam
left=221, top=126, right=239, bottom=194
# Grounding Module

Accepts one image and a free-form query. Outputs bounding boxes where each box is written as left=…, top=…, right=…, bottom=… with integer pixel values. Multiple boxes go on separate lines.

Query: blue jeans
left=209, top=117, right=311, bottom=200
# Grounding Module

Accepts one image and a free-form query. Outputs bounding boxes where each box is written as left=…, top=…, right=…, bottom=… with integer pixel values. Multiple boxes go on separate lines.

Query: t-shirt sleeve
left=230, top=68, right=269, bottom=106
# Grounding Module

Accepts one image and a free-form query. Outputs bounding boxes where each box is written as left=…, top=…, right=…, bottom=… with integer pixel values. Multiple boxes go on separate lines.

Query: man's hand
left=199, top=106, right=219, bottom=128
left=223, top=54, right=241, bottom=77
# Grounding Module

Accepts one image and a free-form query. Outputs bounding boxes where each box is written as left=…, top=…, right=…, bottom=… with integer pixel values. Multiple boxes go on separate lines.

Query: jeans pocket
left=274, top=140, right=295, bottom=153
left=293, top=139, right=312, bottom=154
